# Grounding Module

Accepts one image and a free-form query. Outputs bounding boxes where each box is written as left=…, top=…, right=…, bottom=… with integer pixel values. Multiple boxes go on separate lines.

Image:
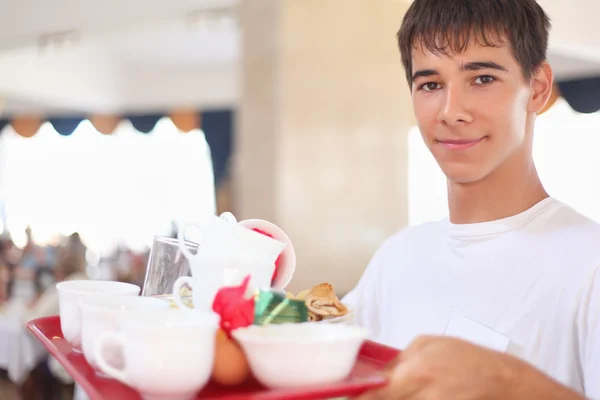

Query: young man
left=345, top=0, right=600, bottom=398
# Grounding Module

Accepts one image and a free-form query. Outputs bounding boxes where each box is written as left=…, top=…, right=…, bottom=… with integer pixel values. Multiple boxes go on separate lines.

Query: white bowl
left=79, top=295, right=170, bottom=371
left=238, top=219, right=296, bottom=290
left=56, top=280, right=140, bottom=350
left=232, top=323, right=367, bottom=388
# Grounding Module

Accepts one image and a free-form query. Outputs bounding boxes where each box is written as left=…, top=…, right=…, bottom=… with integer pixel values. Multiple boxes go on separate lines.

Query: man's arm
left=508, top=353, right=586, bottom=400
left=577, top=266, right=600, bottom=399
left=356, top=336, right=587, bottom=400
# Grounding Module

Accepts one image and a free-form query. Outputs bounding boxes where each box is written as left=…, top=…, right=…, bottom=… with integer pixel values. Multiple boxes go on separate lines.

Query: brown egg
left=212, top=329, right=251, bottom=386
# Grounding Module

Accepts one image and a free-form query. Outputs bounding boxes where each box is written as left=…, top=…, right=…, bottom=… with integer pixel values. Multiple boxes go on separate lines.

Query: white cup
left=94, top=308, right=220, bottom=400
left=173, top=217, right=285, bottom=311
left=79, top=296, right=170, bottom=371
left=56, top=280, right=140, bottom=351
left=172, top=266, right=226, bottom=312
left=237, top=219, right=296, bottom=290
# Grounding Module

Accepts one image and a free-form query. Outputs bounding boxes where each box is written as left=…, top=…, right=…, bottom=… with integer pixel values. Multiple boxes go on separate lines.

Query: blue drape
left=203, top=110, right=234, bottom=188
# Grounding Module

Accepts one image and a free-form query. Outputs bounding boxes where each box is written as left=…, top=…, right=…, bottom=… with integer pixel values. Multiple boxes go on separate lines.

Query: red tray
left=27, top=316, right=398, bottom=400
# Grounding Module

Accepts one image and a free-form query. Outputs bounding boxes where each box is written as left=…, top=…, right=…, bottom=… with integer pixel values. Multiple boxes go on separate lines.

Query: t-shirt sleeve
left=342, top=243, right=387, bottom=342
left=578, top=266, right=600, bottom=399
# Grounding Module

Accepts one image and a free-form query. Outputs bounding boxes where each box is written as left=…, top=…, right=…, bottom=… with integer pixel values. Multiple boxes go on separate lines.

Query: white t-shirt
left=343, top=197, right=600, bottom=397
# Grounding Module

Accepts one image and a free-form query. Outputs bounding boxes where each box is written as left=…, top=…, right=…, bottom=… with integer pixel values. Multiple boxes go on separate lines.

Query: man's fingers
left=354, top=336, right=441, bottom=400
left=353, top=390, right=383, bottom=400
left=352, top=365, right=396, bottom=400
left=407, top=335, right=438, bottom=351
left=392, top=335, right=435, bottom=367
left=354, top=356, right=424, bottom=400
left=383, top=354, right=403, bottom=373
left=386, top=355, right=425, bottom=398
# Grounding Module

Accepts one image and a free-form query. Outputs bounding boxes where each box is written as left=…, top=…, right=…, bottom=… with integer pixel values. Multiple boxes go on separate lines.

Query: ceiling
left=0, top=0, right=238, bottom=51
left=0, top=0, right=598, bottom=116
left=0, top=0, right=240, bottom=115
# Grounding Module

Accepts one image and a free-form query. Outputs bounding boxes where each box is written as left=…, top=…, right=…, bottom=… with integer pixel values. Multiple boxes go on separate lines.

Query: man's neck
left=447, top=152, right=548, bottom=224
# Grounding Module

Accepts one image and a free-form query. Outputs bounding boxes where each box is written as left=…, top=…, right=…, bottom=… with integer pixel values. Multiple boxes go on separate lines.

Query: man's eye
left=420, top=82, right=441, bottom=92
left=474, top=75, right=495, bottom=85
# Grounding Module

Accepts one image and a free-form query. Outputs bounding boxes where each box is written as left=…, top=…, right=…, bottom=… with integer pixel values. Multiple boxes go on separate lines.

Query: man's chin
left=441, top=168, right=488, bottom=185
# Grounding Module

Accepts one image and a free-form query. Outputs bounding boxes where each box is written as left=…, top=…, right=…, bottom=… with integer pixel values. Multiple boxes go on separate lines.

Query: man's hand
left=355, top=336, right=586, bottom=400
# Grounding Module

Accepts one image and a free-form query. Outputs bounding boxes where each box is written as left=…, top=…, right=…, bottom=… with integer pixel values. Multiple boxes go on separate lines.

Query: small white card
left=444, top=310, right=510, bottom=353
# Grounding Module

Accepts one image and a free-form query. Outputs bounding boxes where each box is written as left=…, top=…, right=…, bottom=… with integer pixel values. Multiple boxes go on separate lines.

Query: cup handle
left=219, top=212, right=237, bottom=224
left=94, top=332, right=128, bottom=385
left=177, top=222, right=206, bottom=261
left=173, top=276, right=194, bottom=311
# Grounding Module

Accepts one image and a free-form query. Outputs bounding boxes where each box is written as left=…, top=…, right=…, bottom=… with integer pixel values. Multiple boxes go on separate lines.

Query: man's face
left=411, top=38, right=537, bottom=184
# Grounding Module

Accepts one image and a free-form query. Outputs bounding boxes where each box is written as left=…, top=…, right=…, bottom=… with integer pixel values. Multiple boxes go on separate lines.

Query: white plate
left=313, top=305, right=355, bottom=324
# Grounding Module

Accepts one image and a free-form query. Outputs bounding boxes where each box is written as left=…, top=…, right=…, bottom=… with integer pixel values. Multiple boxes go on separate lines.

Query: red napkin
left=212, top=275, right=255, bottom=338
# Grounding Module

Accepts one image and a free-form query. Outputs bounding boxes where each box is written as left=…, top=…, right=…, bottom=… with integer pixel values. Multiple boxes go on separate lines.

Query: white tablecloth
left=0, top=300, right=47, bottom=384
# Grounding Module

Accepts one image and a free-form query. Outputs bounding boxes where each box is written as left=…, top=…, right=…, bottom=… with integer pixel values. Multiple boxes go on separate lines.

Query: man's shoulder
left=545, top=199, right=600, bottom=239
left=532, top=199, right=600, bottom=281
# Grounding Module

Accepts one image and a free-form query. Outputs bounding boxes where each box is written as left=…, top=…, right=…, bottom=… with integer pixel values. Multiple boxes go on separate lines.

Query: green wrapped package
left=253, top=289, right=309, bottom=325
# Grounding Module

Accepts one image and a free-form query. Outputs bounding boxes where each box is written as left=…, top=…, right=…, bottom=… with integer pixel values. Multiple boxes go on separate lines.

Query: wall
left=237, top=0, right=412, bottom=295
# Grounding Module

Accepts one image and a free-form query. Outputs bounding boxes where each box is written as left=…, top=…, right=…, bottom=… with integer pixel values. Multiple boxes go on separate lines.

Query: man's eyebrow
left=411, top=69, right=438, bottom=82
left=461, top=61, right=508, bottom=72
left=411, top=61, right=508, bottom=82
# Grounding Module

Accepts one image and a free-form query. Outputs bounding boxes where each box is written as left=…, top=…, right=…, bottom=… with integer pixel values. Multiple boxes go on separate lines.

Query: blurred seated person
left=19, top=257, right=83, bottom=400
left=0, top=236, right=17, bottom=301
left=63, top=232, right=87, bottom=261
left=24, top=255, right=87, bottom=322
left=16, top=226, right=56, bottom=276
left=34, top=267, right=57, bottom=297
left=19, top=226, right=39, bottom=272
left=0, top=248, right=8, bottom=302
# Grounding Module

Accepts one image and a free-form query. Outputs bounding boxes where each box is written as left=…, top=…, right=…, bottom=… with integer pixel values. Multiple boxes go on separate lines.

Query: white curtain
left=0, top=118, right=216, bottom=253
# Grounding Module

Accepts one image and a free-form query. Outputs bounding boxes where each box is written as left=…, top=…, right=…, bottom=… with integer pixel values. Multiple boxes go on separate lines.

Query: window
left=0, top=118, right=216, bottom=253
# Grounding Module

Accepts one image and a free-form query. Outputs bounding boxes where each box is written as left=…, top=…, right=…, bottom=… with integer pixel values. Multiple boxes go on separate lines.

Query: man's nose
left=438, top=84, right=473, bottom=126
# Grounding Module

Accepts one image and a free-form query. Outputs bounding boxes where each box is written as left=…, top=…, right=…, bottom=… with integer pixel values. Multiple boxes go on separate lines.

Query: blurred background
left=1, top=0, right=600, bottom=398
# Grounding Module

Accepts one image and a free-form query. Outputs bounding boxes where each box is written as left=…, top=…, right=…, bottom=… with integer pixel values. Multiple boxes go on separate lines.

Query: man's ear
left=538, top=83, right=560, bottom=115
left=529, top=62, right=554, bottom=114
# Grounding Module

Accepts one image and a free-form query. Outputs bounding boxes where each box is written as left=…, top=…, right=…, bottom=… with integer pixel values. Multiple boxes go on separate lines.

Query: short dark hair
left=397, top=0, right=551, bottom=84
